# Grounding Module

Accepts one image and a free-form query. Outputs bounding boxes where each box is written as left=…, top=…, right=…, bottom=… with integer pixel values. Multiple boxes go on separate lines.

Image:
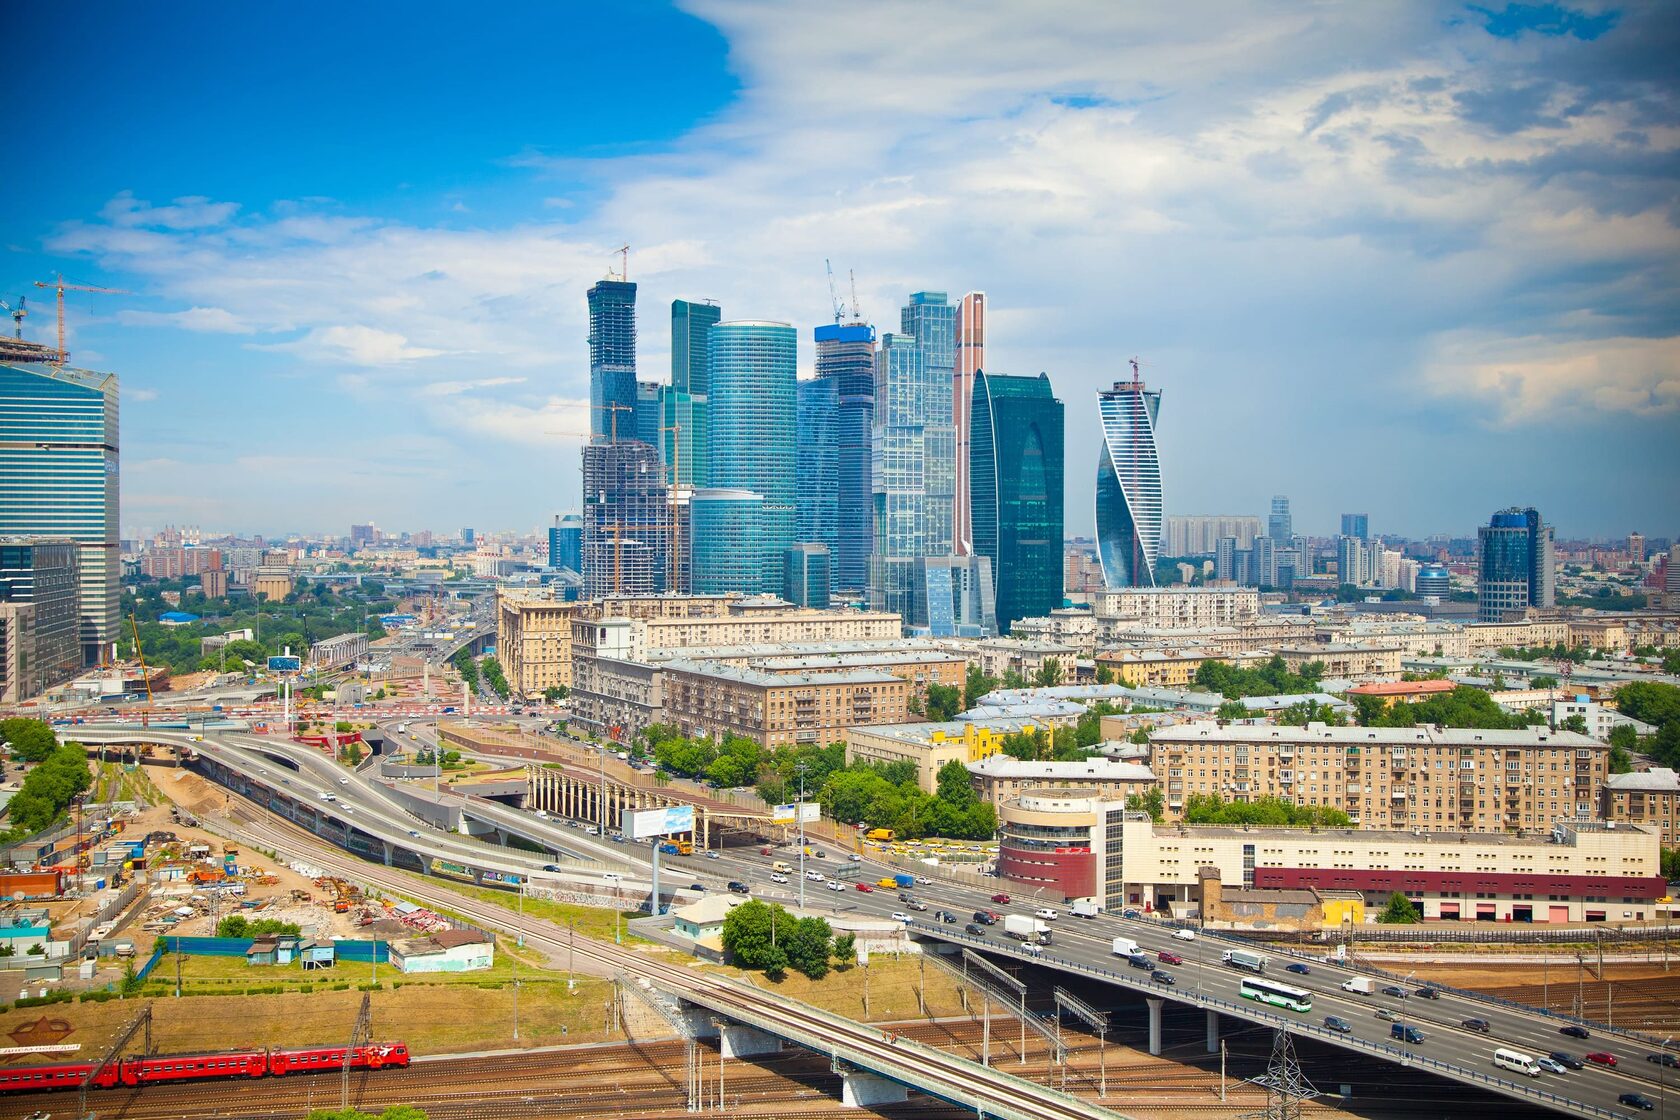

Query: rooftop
left=659, top=659, right=901, bottom=688
left=968, top=755, right=1156, bottom=782
left=1605, top=768, right=1680, bottom=793
left=1149, top=721, right=1604, bottom=749
left=1346, top=679, right=1459, bottom=697
left=1152, top=820, right=1644, bottom=847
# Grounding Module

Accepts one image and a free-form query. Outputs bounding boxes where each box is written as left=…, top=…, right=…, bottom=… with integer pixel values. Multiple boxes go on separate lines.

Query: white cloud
left=124, top=386, right=158, bottom=402
left=100, top=191, right=239, bottom=230
left=419, top=376, right=529, bottom=397
left=1422, top=332, right=1680, bottom=424
left=257, top=324, right=444, bottom=366
left=117, top=306, right=255, bottom=334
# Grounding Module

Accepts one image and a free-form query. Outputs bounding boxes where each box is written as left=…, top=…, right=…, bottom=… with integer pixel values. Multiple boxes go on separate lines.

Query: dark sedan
left=1619, top=1092, right=1654, bottom=1111
left=1285, top=963, right=1311, bottom=975
left=1560, top=1025, right=1592, bottom=1040
left=1381, top=986, right=1408, bottom=999
left=1548, top=1051, right=1584, bottom=1070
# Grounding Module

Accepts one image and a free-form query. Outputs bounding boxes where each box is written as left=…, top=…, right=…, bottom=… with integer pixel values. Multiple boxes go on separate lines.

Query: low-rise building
left=1095, top=647, right=1259, bottom=688
left=845, top=718, right=1043, bottom=792
left=967, top=754, right=1156, bottom=808
left=1465, top=619, right=1571, bottom=652
left=972, top=638, right=1078, bottom=682
left=1091, top=587, right=1262, bottom=628
left=1554, top=696, right=1655, bottom=742
left=1345, top=679, right=1459, bottom=708
left=662, top=660, right=908, bottom=748
left=1269, top=643, right=1403, bottom=682
left=1009, top=610, right=1098, bottom=658
left=1601, top=769, right=1680, bottom=847
left=389, top=928, right=494, bottom=973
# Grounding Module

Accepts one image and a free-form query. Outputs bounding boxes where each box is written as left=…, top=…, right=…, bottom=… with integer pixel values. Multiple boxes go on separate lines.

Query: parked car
left=1560, top=1025, right=1591, bottom=1039
left=1620, top=1092, right=1655, bottom=1111
left=964, top=923, right=987, bottom=936
left=1157, top=950, right=1184, bottom=965
left=1151, top=969, right=1176, bottom=986
left=1172, top=928, right=1196, bottom=941
left=1461, top=1018, right=1491, bottom=1033
left=1381, top=986, right=1408, bottom=999
left=856, top=883, right=874, bottom=892
left=1548, top=1051, right=1584, bottom=1070
left=1536, top=1057, right=1568, bottom=1075
left=1285, top=963, right=1311, bottom=975
left=1323, top=1016, right=1352, bottom=1034
left=991, top=893, right=1011, bottom=903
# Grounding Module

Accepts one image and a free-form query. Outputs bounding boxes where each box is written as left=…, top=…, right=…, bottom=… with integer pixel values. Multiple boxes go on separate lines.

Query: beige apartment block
left=497, top=588, right=576, bottom=698
left=1092, top=587, right=1261, bottom=628
left=1270, top=644, right=1404, bottom=682
left=1464, top=620, right=1571, bottom=651
left=1602, top=768, right=1680, bottom=847
left=1095, top=647, right=1262, bottom=688
left=661, top=659, right=908, bottom=748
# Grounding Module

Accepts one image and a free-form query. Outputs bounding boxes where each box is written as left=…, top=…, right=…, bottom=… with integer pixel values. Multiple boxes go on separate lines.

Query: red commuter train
left=0, top=1042, right=409, bottom=1094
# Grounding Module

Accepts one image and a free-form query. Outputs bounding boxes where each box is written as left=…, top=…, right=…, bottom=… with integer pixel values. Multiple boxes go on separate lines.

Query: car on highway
left=972, top=911, right=998, bottom=924
left=856, top=882, right=874, bottom=892
left=906, top=899, right=928, bottom=911
left=891, top=912, right=913, bottom=923
left=1413, top=987, right=1439, bottom=1000
left=806, top=870, right=823, bottom=880
left=1157, top=950, right=1183, bottom=965
left=1461, top=1018, right=1490, bottom=1033
left=991, top=893, right=1011, bottom=903
left=1649, top=1052, right=1680, bottom=1069
left=1380, top=986, right=1408, bottom=999
left=1548, top=1051, right=1584, bottom=1069
left=915, top=875, right=931, bottom=884
left=937, top=911, right=959, bottom=924
left=964, top=923, right=987, bottom=936
left=727, top=881, right=750, bottom=895
left=1619, top=1092, right=1655, bottom=1111
left=1536, top=1057, right=1568, bottom=1075
left=827, top=880, right=844, bottom=892
left=1151, top=970, right=1176, bottom=986
left=770, top=873, right=789, bottom=884
left=705, top=851, right=720, bottom=860
left=1585, top=1051, right=1617, bottom=1067
left=1323, top=1016, right=1352, bottom=1034
left=408, top=830, right=420, bottom=838
left=1560, top=1025, right=1592, bottom=1039
left=1376, top=1009, right=1399, bottom=1022
left=339, top=777, right=350, bottom=784
left=1285, top=963, right=1311, bottom=975
left=1172, top=928, right=1196, bottom=941
left=1033, top=908, right=1058, bottom=921
left=689, top=882, right=705, bottom=891
left=848, top=853, right=861, bottom=862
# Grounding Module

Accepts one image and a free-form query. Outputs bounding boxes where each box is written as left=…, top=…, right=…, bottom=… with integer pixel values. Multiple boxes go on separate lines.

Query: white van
left=1493, top=1048, right=1541, bottom=1077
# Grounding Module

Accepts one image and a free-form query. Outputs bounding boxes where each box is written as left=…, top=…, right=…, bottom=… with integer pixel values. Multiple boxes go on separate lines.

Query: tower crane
left=34, top=274, right=131, bottom=364
left=826, top=259, right=844, bottom=324
left=0, top=296, right=26, bottom=339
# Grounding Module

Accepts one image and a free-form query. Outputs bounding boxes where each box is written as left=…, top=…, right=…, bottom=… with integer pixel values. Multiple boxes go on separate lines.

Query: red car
left=991, top=893, right=1011, bottom=903
left=1586, top=1052, right=1618, bottom=1067
left=856, top=882, right=874, bottom=892
left=1158, top=950, right=1184, bottom=965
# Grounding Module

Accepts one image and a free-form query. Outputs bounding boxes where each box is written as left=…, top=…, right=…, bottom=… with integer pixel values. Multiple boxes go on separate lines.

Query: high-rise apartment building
left=349, top=523, right=377, bottom=548
left=1214, top=537, right=1238, bottom=583
left=814, top=322, right=877, bottom=592
left=707, top=321, right=798, bottom=593
left=1161, top=515, right=1264, bottom=556
left=671, top=299, right=721, bottom=395
left=582, top=440, right=669, bottom=599
left=796, top=376, right=838, bottom=560
left=0, top=362, right=119, bottom=663
left=1628, top=532, right=1645, bottom=563
left=953, top=291, right=985, bottom=557
left=1477, top=506, right=1555, bottom=622
left=587, top=279, right=639, bottom=441
left=970, top=370, right=1063, bottom=633
left=0, top=537, right=81, bottom=694
left=1340, top=513, right=1369, bottom=540
left=1268, top=496, right=1292, bottom=542
left=1095, top=367, right=1163, bottom=590
left=1338, top=535, right=1374, bottom=587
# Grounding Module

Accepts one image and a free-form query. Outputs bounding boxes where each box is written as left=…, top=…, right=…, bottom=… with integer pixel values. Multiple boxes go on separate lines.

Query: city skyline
left=6, top=3, right=1677, bottom=539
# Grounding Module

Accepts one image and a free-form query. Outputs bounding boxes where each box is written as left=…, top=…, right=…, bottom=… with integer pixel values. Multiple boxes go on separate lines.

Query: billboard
left=624, top=804, right=696, bottom=840
left=266, top=655, right=302, bottom=673
left=772, top=802, right=821, bottom=825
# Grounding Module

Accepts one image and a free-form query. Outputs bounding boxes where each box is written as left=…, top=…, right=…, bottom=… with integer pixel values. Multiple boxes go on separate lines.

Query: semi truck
left=1221, top=948, right=1267, bottom=973
left=1110, top=936, right=1142, bottom=958
left=1004, top=915, right=1052, bottom=944
left=1071, top=897, right=1102, bottom=919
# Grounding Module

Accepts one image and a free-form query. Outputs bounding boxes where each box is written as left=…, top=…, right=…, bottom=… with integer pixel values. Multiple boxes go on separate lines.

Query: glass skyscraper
left=0, top=536, right=82, bottom=692
left=953, top=292, right=985, bottom=557
left=671, top=299, right=721, bottom=395
left=1268, top=495, right=1292, bottom=542
left=1095, top=370, right=1163, bottom=590
left=657, top=386, right=709, bottom=490
left=898, top=292, right=956, bottom=554
left=635, top=380, right=662, bottom=448
left=581, top=440, right=669, bottom=599
left=970, top=370, right=1063, bottom=632
left=1341, top=513, right=1369, bottom=540
left=549, top=513, right=583, bottom=572
left=1478, top=507, right=1555, bottom=621
left=0, top=361, right=119, bottom=663
left=814, top=322, right=876, bottom=592
left=708, top=321, right=797, bottom=592
left=796, top=376, right=838, bottom=559
left=689, top=489, right=766, bottom=595
left=783, top=542, right=831, bottom=609
left=587, top=279, right=638, bottom=440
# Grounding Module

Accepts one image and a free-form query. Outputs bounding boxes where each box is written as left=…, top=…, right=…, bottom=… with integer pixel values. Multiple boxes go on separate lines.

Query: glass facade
left=0, top=537, right=81, bottom=692
left=814, top=323, right=877, bottom=592
left=549, top=513, right=583, bottom=572
left=587, top=279, right=638, bottom=441
left=689, top=489, right=766, bottom=595
left=708, top=321, right=798, bottom=591
left=970, top=370, right=1063, bottom=633
left=1341, top=513, right=1369, bottom=540
left=658, top=386, right=709, bottom=489
left=953, top=292, right=985, bottom=557
left=796, top=377, right=838, bottom=558
left=671, top=299, right=721, bottom=395
left=635, top=380, right=662, bottom=448
left=914, top=554, right=995, bottom=637
left=0, top=362, right=119, bottom=663
left=1478, top=507, right=1554, bottom=621
left=1268, top=495, right=1292, bottom=542
left=1095, top=375, right=1163, bottom=590
left=783, top=543, right=831, bottom=609
left=581, top=440, right=669, bottom=599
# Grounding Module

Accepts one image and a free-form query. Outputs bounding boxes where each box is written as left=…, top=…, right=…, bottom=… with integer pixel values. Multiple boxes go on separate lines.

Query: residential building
left=1092, top=586, right=1260, bottom=628
left=1095, top=647, right=1258, bottom=688
left=582, top=439, right=670, bottom=599
left=1163, top=516, right=1264, bottom=557
left=970, top=370, right=1064, bottom=633
left=570, top=654, right=663, bottom=743
left=350, top=522, right=377, bottom=548
left=200, top=568, right=227, bottom=599
left=1009, top=610, right=1098, bottom=658
left=1095, top=368, right=1163, bottom=589
left=967, top=754, right=1156, bottom=808
left=1478, top=506, right=1555, bottom=621
left=953, top=291, right=984, bottom=557
left=972, top=637, right=1077, bottom=682
left=708, top=321, right=798, bottom=592
left=689, top=489, right=766, bottom=595
left=1554, top=697, right=1654, bottom=742
left=1340, top=513, right=1369, bottom=540
left=845, top=718, right=1043, bottom=792
left=1601, top=769, right=1680, bottom=847
left=1268, top=496, right=1292, bottom=542
left=783, top=543, right=830, bottom=609
left=796, top=375, right=838, bottom=560
left=813, top=322, right=877, bottom=592
left=0, top=361, right=120, bottom=664
left=1101, top=618, right=1315, bottom=655
left=1214, top=536, right=1238, bottom=582
left=308, top=632, right=368, bottom=671
left=0, top=602, right=36, bottom=704
left=139, top=546, right=223, bottom=580
left=661, top=658, right=908, bottom=747
left=587, top=278, right=638, bottom=440
left=1344, top=679, right=1459, bottom=708
left=1464, top=619, right=1571, bottom=652
left=1149, top=721, right=1606, bottom=830
left=0, top=538, right=80, bottom=694
left=497, top=587, right=576, bottom=698
left=1270, top=643, right=1404, bottom=681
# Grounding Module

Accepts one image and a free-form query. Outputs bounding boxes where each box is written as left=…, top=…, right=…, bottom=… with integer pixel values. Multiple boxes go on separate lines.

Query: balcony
left=1391, top=790, right=1407, bottom=800
left=1347, top=783, right=1363, bottom=795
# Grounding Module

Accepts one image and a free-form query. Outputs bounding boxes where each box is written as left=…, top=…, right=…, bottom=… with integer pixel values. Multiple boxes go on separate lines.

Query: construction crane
left=34, top=273, right=131, bottom=364
left=613, top=244, right=630, bottom=281
left=826, top=259, right=844, bottom=324
left=0, top=295, right=25, bottom=339
left=849, top=270, right=862, bottom=324
left=129, top=613, right=154, bottom=727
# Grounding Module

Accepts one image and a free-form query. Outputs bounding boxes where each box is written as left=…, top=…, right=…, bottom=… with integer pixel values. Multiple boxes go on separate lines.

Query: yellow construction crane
left=34, top=274, right=131, bottom=364
left=129, top=613, right=154, bottom=727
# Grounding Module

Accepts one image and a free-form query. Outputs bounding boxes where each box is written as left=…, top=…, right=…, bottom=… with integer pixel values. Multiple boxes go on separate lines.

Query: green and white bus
left=1239, top=977, right=1313, bottom=1013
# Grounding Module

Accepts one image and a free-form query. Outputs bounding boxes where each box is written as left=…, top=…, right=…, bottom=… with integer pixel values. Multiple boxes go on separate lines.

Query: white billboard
left=624, top=804, right=697, bottom=840
left=772, top=802, right=821, bottom=825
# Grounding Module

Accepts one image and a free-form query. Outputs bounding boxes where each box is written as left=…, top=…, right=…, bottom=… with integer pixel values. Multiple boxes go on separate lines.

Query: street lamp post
left=796, top=762, right=809, bottom=911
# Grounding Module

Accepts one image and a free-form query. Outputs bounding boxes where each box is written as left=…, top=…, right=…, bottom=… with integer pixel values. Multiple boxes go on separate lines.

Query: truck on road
left=1004, top=915, right=1052, bottom=944
left=1071, top=897, right=1102, bottom=919
left=866, top=828, right=896, bottom=842
left=1110, top=936, right=1142, bottom=958
left=1341, top=976, right=1375, bottom=995
left=1221, top=948, right=1267, bottom=973
left=893, top=873, right=915, bottom=889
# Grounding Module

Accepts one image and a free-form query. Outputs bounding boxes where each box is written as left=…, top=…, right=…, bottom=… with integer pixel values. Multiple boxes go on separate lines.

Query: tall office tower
left=783, top=542, right=831, bottom=609
left=581, top=441, right=669, bottom=599
left=1251, top=535, right=1276, bottom=588
left=1628, top=532, right=1645, bottom=563
left=0, top=361, right=119, bottom=663
left=587, top=278, right=638, bottom=440
left=970, top=371, right=1063, bottom=633
left=671, top=299, right=721, bottom=394
left=914, top=554, right=996, bottom=637
left=349, top=523, right=377, bottom=548
left=1341, top=513, right=1369, bottom=540
left=549, top=513, right=583, bottom=572
left=0, top=537, right=81, bottom=693
left=1268, top=496, right=1292, bottom=542
left=953, top=291, right=985, bottom=556
left=869, top=327, right=948, bottom=619
left=1094, top=366, right=1163, bottom=590
left=688, top=489, right=765, bottom=595
left=635, top=380, right=662, bottom=447
left=814, top=322, right=877, bottom=592
left=1416, top=562, right=1451, bottom=599
left=462, top=528, right=475, bottom=545
left=1214, top=536, right=1238, bottom=583
left=1477, top=506, right=1556, bottom=622
left=657, top=386, right=709, bottom=489
left=899, top=292, right=958, bottom=554
left=707, top=321, right=798, bottom=593
left=796, top=376, right=838, bottom=558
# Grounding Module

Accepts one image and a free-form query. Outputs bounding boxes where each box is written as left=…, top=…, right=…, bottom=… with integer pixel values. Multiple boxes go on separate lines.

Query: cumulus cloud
left=257, top=324, right=444, bottom=366
left=117, top=306, right=254, bottom=333
left=1422, top=331, right=1680, bottom=423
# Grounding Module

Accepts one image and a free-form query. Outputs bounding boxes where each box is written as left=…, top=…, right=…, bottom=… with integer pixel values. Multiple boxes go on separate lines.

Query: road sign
left=266, top=655, right=301, bottom=673
left=623, top=804, right=696, bottom=840
left=772, top=802, right=820, bottom=825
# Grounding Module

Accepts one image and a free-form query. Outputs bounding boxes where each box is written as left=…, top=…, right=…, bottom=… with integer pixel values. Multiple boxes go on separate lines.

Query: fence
left=136, top=935, right=392, bottom=983
left=1338, top=924, right=1680, bottom=946
left=64, top=879, right=148, bottom=961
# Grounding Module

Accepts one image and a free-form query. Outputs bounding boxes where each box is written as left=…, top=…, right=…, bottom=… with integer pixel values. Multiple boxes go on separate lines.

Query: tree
left=1377, top=892, right=1420, bottom=924
left=307, top=1109, right=430, bottom=1120
left=935, top=759, right=976, bottom=807
left=963, top=665, right=999, bottom=709
left=0, top=718, right=58, bottom=764
left=1095, top=665, right=1116, bottom=685
left=1558, top=714, right=1589, bottom=735
left=544, top=685, right=570, bottom=702
left=1033, top=658, right=1065, bottom=688
left=1215, top=700, right=1248, bottom=722
left=924, top=683, right=961, bottom=722
left=831, top=931, right=856, bottom=969
left=782, top=916, right=835, bottom=980
left=1530, top=674, right=1560, bottom=690
left=1126, top=787, right=1165, bottom=822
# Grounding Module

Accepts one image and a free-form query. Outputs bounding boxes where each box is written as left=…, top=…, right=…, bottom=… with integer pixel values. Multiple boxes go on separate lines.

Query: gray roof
left=967, top=755, right=1156, bottom=782
left=1605, top=768, right=1680, bottom=793
left=1149, top=721, right=1603, bottom=749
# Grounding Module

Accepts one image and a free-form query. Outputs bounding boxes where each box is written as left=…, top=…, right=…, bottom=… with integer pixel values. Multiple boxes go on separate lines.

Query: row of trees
left=1351, top=686, right=1547, bottom=731
left=1195, top=656, right=1326, bottom=700
left=215, top=915, right=303, bottom=938
left=2, top=739, right=92, bottom=841
left=452, top=649, right=479, bottom=692
left=1181, top=793, right=1351, bottom=828
left=479, top=656, right=510, bottom=699
left=719, top=899, right=854, bottom=981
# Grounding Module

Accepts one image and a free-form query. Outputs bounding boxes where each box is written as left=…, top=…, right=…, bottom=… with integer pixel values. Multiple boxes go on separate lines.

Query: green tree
left=0, top=718, right=58, bottom=764
left=543, top=685, right=570, bottom=702
left=1664, top=650, right=1680, bottom=677
left=1095, top=664, right=1116, bottom=685
left=306, top=1108, right=430, bottom=1120
left=935, top=759, right=976, bottom=807
left=1558, top=714, right=1589, bottom=735
left=1530, top=674, right=1560, bottom=690
left=783, top=915, right=835, bottom=980
left=924, top=683, right=961, bottom=722
left=1033, top=658, right=1065, bottom=688
left=1616, top=682, right=1680, bottom=731
left=1126, top=787, right=1165, bottom=822
left=1377, top=892, right=1420, bottom=924
left=831, top=931, right=856, bottom=969
left=1215, top=700, right=1249, bottom=721
left=963, top=665, right=999, bottom=709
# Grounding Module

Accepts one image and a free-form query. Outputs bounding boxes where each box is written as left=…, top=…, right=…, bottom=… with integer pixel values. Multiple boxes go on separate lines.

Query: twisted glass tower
left=1095, top=371, right=1163, bottom=589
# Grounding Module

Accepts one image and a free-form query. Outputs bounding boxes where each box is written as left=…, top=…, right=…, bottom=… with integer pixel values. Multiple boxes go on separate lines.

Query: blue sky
left=6, top=1, right=1676, bottom=542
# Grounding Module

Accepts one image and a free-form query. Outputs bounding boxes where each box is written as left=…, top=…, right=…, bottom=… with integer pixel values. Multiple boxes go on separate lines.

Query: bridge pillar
left=720, top=1024, right=781, bottom=1058
left=1146, top=997, right=1165, bottom=1057
left=1205, top=1008, right=1219, bottom=1054
left=840, top=1070, right=908, bottom=1108
left=381, top=840, right=393, bottom=866
left=681, top=1009, right=720, bottom=1038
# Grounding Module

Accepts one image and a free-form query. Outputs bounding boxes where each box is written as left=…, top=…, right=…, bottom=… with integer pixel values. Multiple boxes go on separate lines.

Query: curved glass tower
left=689, top=489, right=766, bottom=595
left=708, top=321, right=797, bottom=592
left=970, top=370, right=1063, bottom=632
left=1095, top=372, right=1163, bottom=589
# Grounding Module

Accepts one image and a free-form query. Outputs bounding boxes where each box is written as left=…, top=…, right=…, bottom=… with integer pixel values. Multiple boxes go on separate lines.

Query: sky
left=5, top=1, right=1677, bottom=543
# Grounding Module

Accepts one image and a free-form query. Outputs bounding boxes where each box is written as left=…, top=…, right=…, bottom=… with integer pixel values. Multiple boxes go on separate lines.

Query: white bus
left=1239, top=976, right=1313, bottom=1013
left=1493, top=1048, right=1541, bottom=1077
